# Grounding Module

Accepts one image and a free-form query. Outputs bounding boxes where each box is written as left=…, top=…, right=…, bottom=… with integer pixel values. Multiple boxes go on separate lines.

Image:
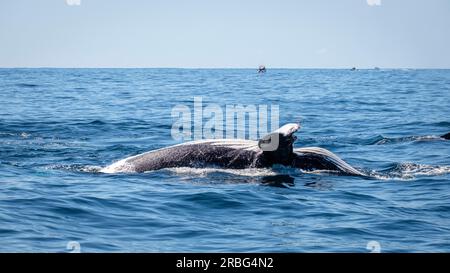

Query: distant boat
left=374, top=67, right=380, bottom=70
left=258, top=65, right=266, bottom=73
left=350, top=67, right=356, bottom=71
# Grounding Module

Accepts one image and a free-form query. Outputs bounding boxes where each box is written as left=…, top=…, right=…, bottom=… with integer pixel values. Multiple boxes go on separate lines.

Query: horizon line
left=1, top=66, right=450, bottom=70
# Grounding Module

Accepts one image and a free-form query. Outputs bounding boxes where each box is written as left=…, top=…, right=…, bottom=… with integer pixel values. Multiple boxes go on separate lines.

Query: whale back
left=101, top=124, right=368, bottom=175
left=101, top=139, right=264, bottom=173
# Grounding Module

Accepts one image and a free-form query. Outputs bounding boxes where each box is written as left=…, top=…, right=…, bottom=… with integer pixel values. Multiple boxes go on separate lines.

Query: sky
left=0, top=0, right=449, bottom=68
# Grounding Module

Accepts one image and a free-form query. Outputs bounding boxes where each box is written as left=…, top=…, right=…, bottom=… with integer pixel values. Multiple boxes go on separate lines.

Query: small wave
left=0, top=132, right=18, bottom=137
left=88, top=120, right=107, bottom=125
left=20, top=132, right=30, bottom=138
left=15, top=83, right=39, bottom=88
left=301, top=169, right=342, bottom=175
left=0, top=132, right=31, bottom=138
left=369, top=163, right=450, bottom=180
left=371, top=135, right=444, bottom=145
left=45, top=164, right=102, bottom=173
left=432, top=121, right=450, bottom=127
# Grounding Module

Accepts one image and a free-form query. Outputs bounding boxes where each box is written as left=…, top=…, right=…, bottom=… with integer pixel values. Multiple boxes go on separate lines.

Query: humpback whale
left=442, top=133, right=450, bottom=140
left=101, top=123, right=363, bottom=176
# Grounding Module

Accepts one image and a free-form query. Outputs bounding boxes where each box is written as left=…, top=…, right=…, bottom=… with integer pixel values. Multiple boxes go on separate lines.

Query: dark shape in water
left=351, top=67, right=356, bottom=71
left=441, top=132, right=450, bottom=140
left=16, top=83, right=39, bottom=88
left=258, top=65, right=266, bottom=73
left=102, top=123, right=365, bottom=176
left=261, top=175, right=295, bottom=188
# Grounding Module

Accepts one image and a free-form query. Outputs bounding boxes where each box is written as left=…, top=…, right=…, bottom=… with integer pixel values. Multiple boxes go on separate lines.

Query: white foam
left=395, top=163, right=450, bottom=176
left=79, top=165, right=103, bottom=173
left=45, top=164, right=103, bottom=173
left=369, top=163, right=450, bottom=180
left=100, top=159, right=136, bottom=173
left=162, top=167, right=278, bottom=177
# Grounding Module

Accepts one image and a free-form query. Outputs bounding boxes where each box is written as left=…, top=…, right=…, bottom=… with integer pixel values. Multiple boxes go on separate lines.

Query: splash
left=47, top=162, right=450, bottom=181
left=162, top=167, right=279, bottom=177
left=371, top=135, right=444, bottom=145
left=368, top=163, right=450, bottom=180
left=99, top=159, right=135, bottom=174
left=45, top=164, right=102, bottom=173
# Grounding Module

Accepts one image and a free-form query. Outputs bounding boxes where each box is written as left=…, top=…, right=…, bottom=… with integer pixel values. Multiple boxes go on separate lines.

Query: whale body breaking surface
left=101, top=124, right=365, bottom=176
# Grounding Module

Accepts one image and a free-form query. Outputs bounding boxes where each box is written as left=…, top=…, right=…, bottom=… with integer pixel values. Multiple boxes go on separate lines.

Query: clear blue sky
left=1, top=0, right=449, bottom=68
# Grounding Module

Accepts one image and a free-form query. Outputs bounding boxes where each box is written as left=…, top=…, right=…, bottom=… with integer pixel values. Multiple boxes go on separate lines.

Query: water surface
left=0, top=68, right=449, bottom=252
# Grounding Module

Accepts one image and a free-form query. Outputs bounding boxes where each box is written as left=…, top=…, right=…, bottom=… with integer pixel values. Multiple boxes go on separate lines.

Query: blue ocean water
left=0, top=68, right=449, bottom=252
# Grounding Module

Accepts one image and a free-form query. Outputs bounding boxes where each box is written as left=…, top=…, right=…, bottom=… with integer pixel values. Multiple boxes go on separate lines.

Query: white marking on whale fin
left=273, top=123, right=300, bottom=137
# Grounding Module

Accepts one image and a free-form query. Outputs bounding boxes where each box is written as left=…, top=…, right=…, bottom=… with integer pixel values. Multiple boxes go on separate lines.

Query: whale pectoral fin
left=258, top=123, right=300, bottom=165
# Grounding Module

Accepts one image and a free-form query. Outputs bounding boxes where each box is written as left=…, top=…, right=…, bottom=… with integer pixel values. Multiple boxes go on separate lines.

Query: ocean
left=0, top=68, right=449, bottom=252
